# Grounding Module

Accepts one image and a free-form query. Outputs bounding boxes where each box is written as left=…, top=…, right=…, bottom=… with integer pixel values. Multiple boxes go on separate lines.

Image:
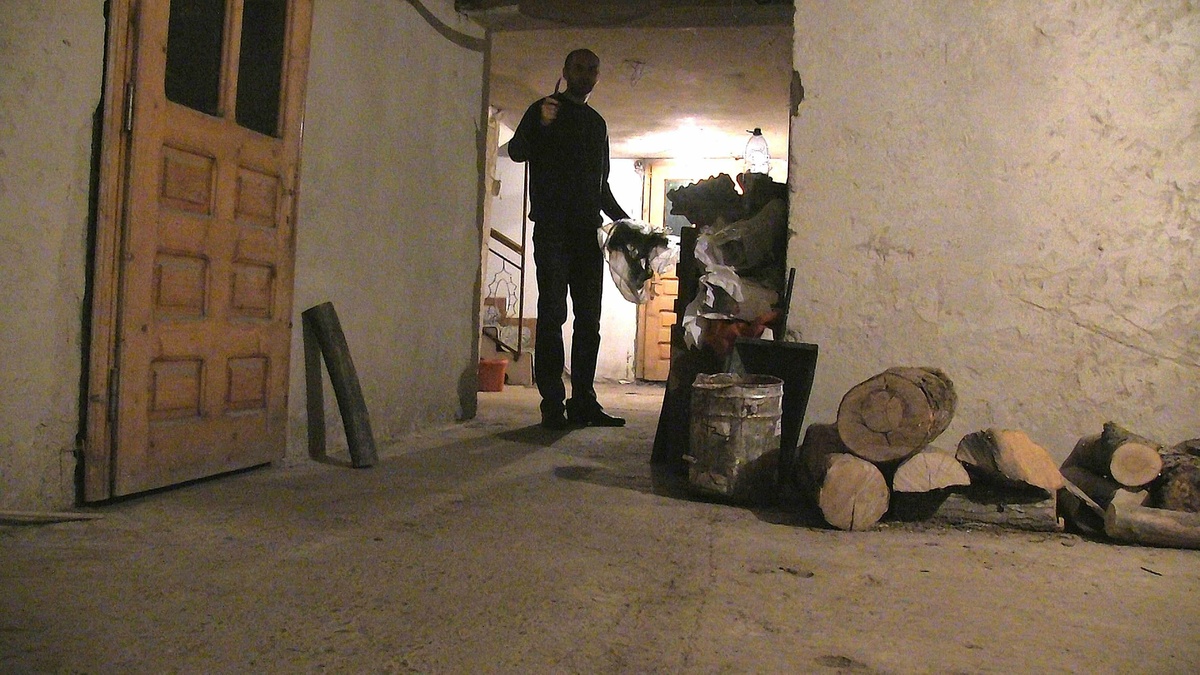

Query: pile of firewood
left=793, top=367, right=1200, bottom=548
left=1059, top=424, right=1200, bottom=548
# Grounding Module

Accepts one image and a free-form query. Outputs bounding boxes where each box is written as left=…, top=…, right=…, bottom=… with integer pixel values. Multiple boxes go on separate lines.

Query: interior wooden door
left=635, top=162, right=687, bottom=382
left=636, top=271, right=677, bottom=382
left=86, top=0, right=312, bottom=499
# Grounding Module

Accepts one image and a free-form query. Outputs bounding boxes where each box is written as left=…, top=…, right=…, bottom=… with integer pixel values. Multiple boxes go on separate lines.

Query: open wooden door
left=636, top=274, right=677, bottom=382
left=85, top=0, right=313, bottom=500
left=634, top=164, right=684, bottom=382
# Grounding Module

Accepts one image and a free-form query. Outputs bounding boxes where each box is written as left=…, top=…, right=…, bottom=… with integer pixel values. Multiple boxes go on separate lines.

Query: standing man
left=508, top=48, right=630, bottom=430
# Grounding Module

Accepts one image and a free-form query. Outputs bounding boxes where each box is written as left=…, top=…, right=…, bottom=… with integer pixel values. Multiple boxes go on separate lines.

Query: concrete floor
left=3, top=382, right=1198, bottom=673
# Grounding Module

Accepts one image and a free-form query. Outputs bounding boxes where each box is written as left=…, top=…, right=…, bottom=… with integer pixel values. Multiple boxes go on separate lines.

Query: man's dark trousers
left=532, top=224, right=604, bottom=418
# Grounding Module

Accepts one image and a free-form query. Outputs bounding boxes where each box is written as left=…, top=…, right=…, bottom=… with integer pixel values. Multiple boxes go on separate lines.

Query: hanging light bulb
left=743, top=127, right=770, bottom=174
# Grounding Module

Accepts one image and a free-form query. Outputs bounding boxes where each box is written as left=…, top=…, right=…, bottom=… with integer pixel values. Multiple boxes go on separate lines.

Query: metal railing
left=482, top=164, right=530, bottom=357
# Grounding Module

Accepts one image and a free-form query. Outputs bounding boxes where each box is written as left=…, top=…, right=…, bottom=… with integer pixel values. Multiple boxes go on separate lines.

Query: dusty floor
left=2, top=382, right=1198, bottom=674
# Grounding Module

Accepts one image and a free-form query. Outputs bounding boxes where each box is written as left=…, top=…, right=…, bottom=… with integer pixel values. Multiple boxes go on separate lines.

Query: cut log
left=1058, top=481, right=1104, bottom=536
left=956, top=429, right=1063, bottom=495
left=818, top=454, right=890, bottom=531
left=1172, top=438, right=1200, bottom=457
left=795, top=423, right=849, bottom=492
left=930, top=482, right=1061, bottom=532
left=795, top=424, right=889, bottom=531
left=887, top=448, right=972, bottom=522
left=1060, top=465, right=1130, bottom=509
left=1059, top=466, right=1148, bottom=535
left=1062, top=423, right=1163, bottom=488
left=1104, top=500, right=1200, bottom=550
left=892, top=447, right=970, bottom=493
left=1149, top=450, right=1200, bottom=512
left=1110, top=489, right=1150, bottom=509
left=301, top=302, right=378, bottom=468
left=836, top=367, right=957, bottom=464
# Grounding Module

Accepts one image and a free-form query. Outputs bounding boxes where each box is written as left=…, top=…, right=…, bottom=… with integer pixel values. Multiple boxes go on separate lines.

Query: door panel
left=87, top=0, right=312, bottom=499
left=635, top=162, right=687, bottom=382
left=637, top=271, right=677, bottom=382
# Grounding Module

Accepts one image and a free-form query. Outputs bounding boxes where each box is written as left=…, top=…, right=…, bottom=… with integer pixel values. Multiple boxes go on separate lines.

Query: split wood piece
left=1058, top=477, right=1104, bottom=536
left=795, top=424, right=888, bottom=531
left=837, top=367, right=957, bottom=464
left=892, top=447, right=970, bottom=493
left=1059, top=466, right=1148, bottom=535
left=956, top=429, right=1063, bottom=495
left=1104, top=499, right=1200, bottom=550
left=1062, top=423, right=1163, bottom=488
left=887, top=447, right=971, bottom=522
left=1150, top=449, right=1200, bottom=512
left=932, top=483, right=1062, bottom=532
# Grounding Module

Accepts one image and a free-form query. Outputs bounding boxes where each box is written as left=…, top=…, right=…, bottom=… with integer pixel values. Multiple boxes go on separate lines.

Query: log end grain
left=1109, top=442, right=1163, bottom=488
left=892, top=447, right=970, bottom=493
left=818, top=454, right=890, bottom=531
left=836, top=367, right=956, bottom=464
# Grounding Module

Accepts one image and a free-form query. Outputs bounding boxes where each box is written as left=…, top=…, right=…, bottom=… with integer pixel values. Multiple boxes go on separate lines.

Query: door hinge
left=123, top=80, right=135, bottom=133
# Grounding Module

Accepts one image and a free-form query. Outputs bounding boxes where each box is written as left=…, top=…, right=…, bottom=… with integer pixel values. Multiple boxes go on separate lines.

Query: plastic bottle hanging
left=744, top=127, right=771, bottom=174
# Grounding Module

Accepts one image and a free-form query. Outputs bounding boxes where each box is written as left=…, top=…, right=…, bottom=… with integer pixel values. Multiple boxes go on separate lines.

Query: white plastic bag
left=600, top=219, right=678, bottom=304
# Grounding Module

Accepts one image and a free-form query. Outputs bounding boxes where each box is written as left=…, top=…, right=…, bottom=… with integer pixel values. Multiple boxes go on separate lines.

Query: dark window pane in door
left=165, top=0, right=226, bottom=116
left=236, top=0, right=287, bottom=136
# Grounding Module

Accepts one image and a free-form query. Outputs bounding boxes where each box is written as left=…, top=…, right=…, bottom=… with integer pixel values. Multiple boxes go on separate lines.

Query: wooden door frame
left=84, top=0, right=313, bottom=502
left=633, top=161, right=654, bottom=380
left=84, top=0, right=136, bottom=502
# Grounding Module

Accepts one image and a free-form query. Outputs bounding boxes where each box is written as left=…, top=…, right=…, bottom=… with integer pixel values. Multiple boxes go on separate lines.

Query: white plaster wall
left=289, top=0, right=486, bottom=452
left=0, top=2, right=104, bottom=509
left=790, top=1, right=1199, bottom=460
left=595, top=158, right=644, bottom=381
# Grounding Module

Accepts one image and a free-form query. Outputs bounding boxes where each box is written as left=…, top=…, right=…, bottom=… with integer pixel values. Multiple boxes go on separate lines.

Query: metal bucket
left=686, top=373, right=784, bottom=503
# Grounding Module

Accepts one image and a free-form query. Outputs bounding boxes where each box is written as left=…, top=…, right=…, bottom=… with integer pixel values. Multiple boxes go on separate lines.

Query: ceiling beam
left=457, top=0, right=793, bottom=30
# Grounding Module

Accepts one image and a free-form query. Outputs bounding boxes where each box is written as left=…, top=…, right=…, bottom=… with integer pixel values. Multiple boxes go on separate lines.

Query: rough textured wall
left=789, top=1, right=1199, bottom=459
left=289, top=0, right=486, bottom=453
left=0, top=2, right=103, bottom=509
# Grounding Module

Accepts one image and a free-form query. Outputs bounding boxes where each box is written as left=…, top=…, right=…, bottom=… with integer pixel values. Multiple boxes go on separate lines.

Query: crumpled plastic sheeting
left=694, top=198, right=786, bottom=271
left=683, top=195, right=787, bottom=353
left=601, top=219, right=678, bottom=304
left=681, top=265, right=779, bottom=349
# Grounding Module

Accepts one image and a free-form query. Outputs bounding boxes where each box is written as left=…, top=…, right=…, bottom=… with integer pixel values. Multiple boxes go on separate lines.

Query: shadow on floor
left=495, top=424, right=572, bottom=447
left=552, top=458, right=830, bottom=529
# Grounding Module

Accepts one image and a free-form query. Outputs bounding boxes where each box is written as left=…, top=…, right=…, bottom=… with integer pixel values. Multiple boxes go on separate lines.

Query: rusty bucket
left=686, top=373, right=783, bottom=503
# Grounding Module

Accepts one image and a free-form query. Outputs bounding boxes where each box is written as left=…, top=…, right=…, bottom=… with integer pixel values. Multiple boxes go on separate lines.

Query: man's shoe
left=568, top=409, right=625, bottom=428
left=541, top=410, right=569, bottom=430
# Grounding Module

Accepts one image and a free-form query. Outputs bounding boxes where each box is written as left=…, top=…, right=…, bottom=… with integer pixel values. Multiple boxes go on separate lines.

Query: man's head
left=562, top=49, right=600, bottom=101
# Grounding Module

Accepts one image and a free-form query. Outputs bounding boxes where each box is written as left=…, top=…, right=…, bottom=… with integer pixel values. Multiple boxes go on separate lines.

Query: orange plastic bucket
left=478, top=359, right=507, bottom=392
